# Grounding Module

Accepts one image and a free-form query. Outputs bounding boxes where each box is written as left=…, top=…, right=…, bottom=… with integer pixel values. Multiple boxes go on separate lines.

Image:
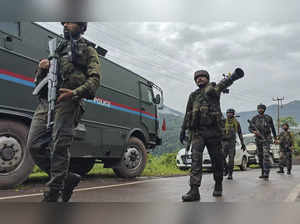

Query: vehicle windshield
left=244, top=134, right=255, bottom=145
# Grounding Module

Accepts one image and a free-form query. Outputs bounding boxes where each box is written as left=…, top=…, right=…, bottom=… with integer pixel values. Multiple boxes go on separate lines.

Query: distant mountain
left=159, top=105, right=184, bottom=117
left=236, top=100, right=300, bottom=134
left=154, top=100, right=300, bottom=155
left=152, top=106, right=184, bottom=155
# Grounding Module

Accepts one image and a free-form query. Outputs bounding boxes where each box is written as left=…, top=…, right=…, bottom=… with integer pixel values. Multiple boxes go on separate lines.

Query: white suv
left=176, top=137, right=249, bottom=171
left=244, top=133, right=280, bottom=167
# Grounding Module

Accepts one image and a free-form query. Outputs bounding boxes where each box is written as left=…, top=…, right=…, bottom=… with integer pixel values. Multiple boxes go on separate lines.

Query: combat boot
left=287, top=170, right=291, bottom=175
left=182, top=185, right=200, bottom=202
left=61, top=173, right=81, bottom=202
left=263, top=171, right=269, bottom=180
left=42, top=189, right=60, bottom=202
left=213, top=182, right=223, bottom=197
left=259, top=169, right=264, bottom=179
left=277, top=167, right=284, bottom=174
left=223, top=169, right=228, bottom=176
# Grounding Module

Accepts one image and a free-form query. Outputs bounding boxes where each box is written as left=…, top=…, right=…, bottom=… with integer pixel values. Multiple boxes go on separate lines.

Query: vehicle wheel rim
left=0, top=135, right=23, bottom=175
left=123, top=146, right=142, bottom=170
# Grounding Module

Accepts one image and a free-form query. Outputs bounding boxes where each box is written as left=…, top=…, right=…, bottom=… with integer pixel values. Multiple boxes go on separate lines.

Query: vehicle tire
left=0, top=120, right=34, bottom=189
left=239, top=156, right=248, bottom=171
left=69, top=158, right=95, bottom=176
left=113, top=137, right=147, bottom=178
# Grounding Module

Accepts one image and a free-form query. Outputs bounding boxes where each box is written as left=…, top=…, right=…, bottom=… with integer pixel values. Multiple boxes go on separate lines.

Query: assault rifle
left=33, top=38, right=58, bottom=129
left=183, top=131, right=192, bottom=165
left=247, top=119, right=266, bottom=141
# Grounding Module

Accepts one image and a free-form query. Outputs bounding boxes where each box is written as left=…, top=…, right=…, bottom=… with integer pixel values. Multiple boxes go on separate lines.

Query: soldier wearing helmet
left=28, top=22, right=101, bottom=202
left=180, top=68, right=244, bottom=202
left=222, top=108, right=246, bottom=180
left=277, top=122, right=294, bottom=175
left=248, top=103, right=277, bottom=180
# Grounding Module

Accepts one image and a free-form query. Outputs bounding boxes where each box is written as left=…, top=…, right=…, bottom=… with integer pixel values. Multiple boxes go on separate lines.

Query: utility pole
left=272, top=97, right=284, bottom=135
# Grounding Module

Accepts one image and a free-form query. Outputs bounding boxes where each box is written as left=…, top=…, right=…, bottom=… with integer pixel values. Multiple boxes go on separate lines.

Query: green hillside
left=153, top=113, right=184, bottom=156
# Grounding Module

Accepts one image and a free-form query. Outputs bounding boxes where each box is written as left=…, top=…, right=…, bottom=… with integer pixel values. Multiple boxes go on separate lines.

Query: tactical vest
left=187, top=84, right=223, bottom=130
left=253, top=115, right=271, bottom=137
left=279, top=131, right=293, bottom=150
left=224, top=118, right=238, bottom=139
left=57, top=39, right=89, bottom=91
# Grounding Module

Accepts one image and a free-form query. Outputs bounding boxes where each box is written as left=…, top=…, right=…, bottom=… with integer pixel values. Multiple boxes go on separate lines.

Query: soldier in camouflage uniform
left=222, top=108, right=246, bottom=180
left=27, top=22, right=101, bottom=202
left=277, top=123, right=294, bottom=175
left=248, top=104, right=277, bottom=180
left=180, top=68, right=244, bottom=202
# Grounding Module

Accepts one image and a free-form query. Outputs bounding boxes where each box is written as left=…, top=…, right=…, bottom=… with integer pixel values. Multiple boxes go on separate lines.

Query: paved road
left=1, top=166, right=300, bottom=202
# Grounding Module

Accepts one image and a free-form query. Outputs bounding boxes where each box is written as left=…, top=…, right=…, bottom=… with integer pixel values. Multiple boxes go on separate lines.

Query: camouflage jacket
left=35, top=38, right=101, bottom=100
left=181, top=78, right=235, bottom=137
left=223, top=117, right=244, bottom=144
left=278, top=130, right=294, bottom=151
left=248, top=114, right=277, bottom=142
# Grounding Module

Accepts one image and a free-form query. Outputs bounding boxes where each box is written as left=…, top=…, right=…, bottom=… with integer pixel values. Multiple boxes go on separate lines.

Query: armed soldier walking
left=180, top=68, right=244, bottom=202
left=248, top=104, right=277, bottom=180
left=222, top=108, right=246, bottom=180
left=277, top=123, right=294, bottom=175
left=27, top=22, right=101, bottom=202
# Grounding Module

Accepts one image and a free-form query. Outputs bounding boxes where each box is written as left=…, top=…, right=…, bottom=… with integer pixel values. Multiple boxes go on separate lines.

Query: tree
left=279, top=116, right=298, bottom=127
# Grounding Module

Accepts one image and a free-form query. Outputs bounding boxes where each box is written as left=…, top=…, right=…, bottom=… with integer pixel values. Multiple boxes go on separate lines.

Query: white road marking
left=285, top=183, right=300, bottom=202
left=0, top=177, right=172, bottom=201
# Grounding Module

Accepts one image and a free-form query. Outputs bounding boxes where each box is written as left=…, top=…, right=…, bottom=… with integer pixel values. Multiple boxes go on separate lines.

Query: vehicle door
left=139, top=81, right=156, bottom=133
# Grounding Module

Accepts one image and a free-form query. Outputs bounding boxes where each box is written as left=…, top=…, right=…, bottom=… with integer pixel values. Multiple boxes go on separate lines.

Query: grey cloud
left=39, top=21, right=300, bottom=113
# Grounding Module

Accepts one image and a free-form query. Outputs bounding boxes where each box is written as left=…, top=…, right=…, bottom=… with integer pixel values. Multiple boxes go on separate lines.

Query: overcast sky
left=39, top=19, right=300, bottom=113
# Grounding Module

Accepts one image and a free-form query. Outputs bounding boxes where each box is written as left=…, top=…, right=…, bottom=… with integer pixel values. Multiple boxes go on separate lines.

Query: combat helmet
left=257, top=103, right=266, bottom=111
left=226, top=108, right=235, bottom=115
left=61, top=22, right=88, bottom=34
left=281, top=122, right=289, bottom=128
left=194, top=70, right=210, bottom=82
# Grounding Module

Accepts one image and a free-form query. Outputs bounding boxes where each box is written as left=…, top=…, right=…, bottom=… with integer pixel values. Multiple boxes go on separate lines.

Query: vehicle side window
left=0, top=22, right=20, bottom=37
left=141, top=85, right=153, bottom=104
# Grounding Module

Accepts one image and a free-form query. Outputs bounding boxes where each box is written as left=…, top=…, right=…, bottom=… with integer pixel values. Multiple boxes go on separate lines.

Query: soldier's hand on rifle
left=39, top=59, right=50, bottom=69
left=179, top=129, right=186, bottom=145
left=57, top=88, right=74, bottom=103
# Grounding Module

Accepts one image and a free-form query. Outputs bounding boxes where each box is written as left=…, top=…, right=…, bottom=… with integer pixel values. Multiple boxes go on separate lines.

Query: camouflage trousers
left=222, top=140, right=236, bottom=174
left=256, top=141, right=271, bottom=175
left=279, top=150, right=292, bottom=171
left=27, top=98, right=80, bottom=190
left=190, top=135, right=224, bottom=187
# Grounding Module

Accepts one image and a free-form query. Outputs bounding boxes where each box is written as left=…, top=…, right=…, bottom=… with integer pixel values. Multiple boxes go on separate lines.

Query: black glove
left=241, top=143, right=246, bottom=151
left=229, top=68, right=244, bottom=82
left=180, top=129, right=186, bottom=145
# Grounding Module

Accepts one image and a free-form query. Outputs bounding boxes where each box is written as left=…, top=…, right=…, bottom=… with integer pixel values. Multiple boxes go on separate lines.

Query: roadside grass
left=28, top=152, right=261, bottom=183
left=28, top=152, right=189, bottom=181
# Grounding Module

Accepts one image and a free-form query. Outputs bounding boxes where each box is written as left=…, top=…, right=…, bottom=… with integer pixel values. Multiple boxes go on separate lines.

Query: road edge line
left=0, top=177, right=172, bottom=201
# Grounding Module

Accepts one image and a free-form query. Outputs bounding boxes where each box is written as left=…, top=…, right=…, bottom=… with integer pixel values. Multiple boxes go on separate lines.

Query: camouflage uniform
left=278, top=130, right=294, bottom=173
left=182, top=77, right=239, bottom=189
left=222, top=117, right=245, bottom=177
left=249, top=113, right=276, bottom=178
left=27, top=38, right=101, bottom=193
